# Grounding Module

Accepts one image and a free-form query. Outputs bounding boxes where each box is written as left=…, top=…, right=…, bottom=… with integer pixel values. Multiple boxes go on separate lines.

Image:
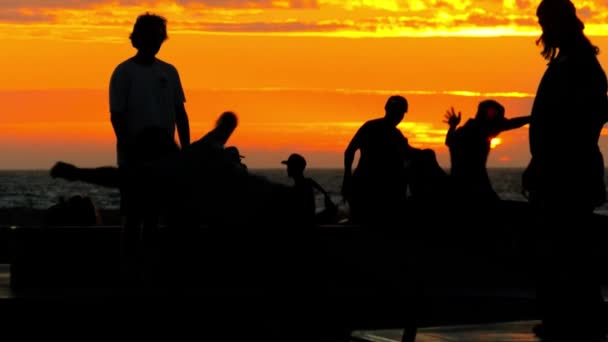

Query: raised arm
left=443, top=107, right=461, bottom=147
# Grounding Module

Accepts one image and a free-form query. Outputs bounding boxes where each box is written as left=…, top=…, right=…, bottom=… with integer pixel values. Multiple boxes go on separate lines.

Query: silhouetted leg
left=121, top=215, right=143, bottom=287
left=347, top=195, right=363, bottom=224
left=401, top=324, right=417, bottom=342
left=141, top=215, right=160, bottom=286
left=123, top=215, right=141, bottom=253
left=536, top=208, right=603, bottom=341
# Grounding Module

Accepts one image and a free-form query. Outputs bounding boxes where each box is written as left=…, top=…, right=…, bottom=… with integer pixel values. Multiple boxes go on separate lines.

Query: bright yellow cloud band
left=2, top=0, right=608, bottom=38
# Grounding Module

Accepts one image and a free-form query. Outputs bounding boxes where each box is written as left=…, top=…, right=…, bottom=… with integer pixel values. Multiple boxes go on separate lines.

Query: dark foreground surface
left=0, top=218, right=606, bottom=340
left=0, top=200, right=607, bottom=340
left=0, top=263, right=546, bottom=341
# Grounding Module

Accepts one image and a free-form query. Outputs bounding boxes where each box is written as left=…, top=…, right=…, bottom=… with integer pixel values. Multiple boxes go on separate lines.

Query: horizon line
left=0, top=166, right=532, bottom=172
left=0, top=87, right=536, bottom=98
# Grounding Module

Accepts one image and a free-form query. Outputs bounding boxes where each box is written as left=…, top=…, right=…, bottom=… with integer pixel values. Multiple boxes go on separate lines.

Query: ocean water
left=1, top=168, right=607, bottom=215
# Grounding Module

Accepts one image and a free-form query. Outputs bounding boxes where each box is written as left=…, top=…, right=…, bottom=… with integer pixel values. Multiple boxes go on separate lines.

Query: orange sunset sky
left=2, top=0, right=608, bottom=169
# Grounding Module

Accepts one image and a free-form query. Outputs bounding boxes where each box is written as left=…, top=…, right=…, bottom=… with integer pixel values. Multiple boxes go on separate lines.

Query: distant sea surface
left=1, top=168, right=608, bottom=215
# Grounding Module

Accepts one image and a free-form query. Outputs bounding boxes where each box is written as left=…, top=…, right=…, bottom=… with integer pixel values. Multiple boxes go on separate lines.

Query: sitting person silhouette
left=224, top=146, right=248, bottom=171
left=406, top=148, right=452, bottom=205
left=45, top=195, right=101, bottom=226
left=444, top=100, right=530, bottom=205
left=281, top=153, right=337, bottom=225
left=342, top=95, right=421, bottom=224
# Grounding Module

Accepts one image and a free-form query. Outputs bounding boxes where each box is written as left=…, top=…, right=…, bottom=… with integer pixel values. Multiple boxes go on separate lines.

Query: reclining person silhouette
left=51, top=111, right=304, bottom=227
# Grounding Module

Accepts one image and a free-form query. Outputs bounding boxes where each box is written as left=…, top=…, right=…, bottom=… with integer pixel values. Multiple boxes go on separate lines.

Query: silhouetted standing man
left=525, top=0, right=608, bottom=340
left=342, top=95, right=419, bottom=224
left=109, top=13, right=190, bottom=265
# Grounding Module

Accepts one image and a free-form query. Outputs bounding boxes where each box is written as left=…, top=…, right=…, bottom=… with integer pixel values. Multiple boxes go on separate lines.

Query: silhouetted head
left=281, top=153, right=306, bottom=178
left=536, top=0, right=598, bottom=60
left=384, top=95, right=408, bottom=126
left=409, top=149, right=450, bottom=201
left=130, top=13, right=168, bottom=57
left=225, top=146, right=244, bottom=163
left=475, top=100, right=505, bottom=123
left=132, top=126, right=179, bottom=164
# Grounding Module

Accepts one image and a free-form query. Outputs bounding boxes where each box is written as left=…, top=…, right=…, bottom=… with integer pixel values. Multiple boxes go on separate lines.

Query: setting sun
left=490, top=138, right=502, bottom=149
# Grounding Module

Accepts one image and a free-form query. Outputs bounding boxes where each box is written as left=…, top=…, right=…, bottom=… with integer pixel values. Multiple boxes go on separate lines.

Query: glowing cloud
left=1, top=0, right=608, bottom=38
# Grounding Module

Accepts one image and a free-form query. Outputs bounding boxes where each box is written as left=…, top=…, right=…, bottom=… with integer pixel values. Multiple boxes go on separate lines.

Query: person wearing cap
left=282, top=153, right=336, bottom=224
left=443, top=99, right=530, bottom=205
left=225, top=146, right=248, bottom=171
left=342, top=95, right=420, bottom=224
left=524, top=0, right=608, bottom=340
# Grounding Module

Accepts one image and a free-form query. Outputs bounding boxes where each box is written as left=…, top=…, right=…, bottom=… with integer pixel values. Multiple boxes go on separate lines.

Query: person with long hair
left=525, top=0, right=608, bottom=340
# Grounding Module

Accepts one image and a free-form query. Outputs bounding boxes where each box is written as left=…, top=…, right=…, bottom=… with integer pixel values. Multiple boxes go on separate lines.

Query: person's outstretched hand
left=50, top=161, right=78, bottom=181
left=443, top=107, right=462, bottom=128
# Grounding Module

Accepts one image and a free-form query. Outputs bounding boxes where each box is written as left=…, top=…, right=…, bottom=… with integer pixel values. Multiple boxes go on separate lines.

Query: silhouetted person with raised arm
left=281, top=153, right=337, bottom=225
left=51, top=113, right=238, bottom=194
left=51, top=112, right=236, bottom=190
left=523, top=1, right=608, bottom=340
left=50, top=126, right=180, bottom=189
left=444, top=100, right=530, bottom=205
left=109, top=13, right=190, bottom=257
left=50, top=129, right=174, bottom=192
left=342, top=95, right=419, bottom=224
left=51, top=111, right=294, bottom=227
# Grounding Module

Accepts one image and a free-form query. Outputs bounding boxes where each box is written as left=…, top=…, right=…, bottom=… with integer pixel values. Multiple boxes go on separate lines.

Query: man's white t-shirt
left=109, top=58, right=186, bottom=166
